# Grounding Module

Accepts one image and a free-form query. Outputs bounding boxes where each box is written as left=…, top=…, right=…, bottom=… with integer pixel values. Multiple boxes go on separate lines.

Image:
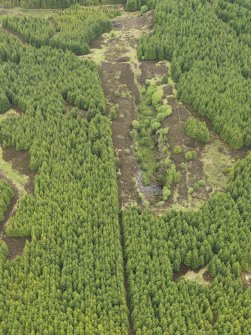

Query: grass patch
left=202, top=140, right=235, bottom=190
left=0, top=109, right=19, bottom=123
left=183, top=267, right=210, bottom=286
left=0, top=146, right=27, bottom=198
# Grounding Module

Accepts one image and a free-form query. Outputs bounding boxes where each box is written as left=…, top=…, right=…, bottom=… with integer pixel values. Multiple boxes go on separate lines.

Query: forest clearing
left=0, top=1, right=250, bottom=334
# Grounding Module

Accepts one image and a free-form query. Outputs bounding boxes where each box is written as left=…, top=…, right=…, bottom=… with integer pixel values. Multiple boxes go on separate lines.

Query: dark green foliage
left=126, top=0, right=138, bottom=11
left=0, top=91, right=10, bottom=114
left=123, top=153, right=251, bottom=334
left=138, top=0, right=251, bottom=149
left=3, top=5, right=118, bottom=55
left=125, top=0, right=156, bottom=11
left=0, top=19, right=128, bottom=334
left=228, top=152, right=251, bottom=225
left=185, top=117, right=210, bottom=143
left=1, top=0, right=122, bottom=9
left=0, top=180, right=13, bottom=222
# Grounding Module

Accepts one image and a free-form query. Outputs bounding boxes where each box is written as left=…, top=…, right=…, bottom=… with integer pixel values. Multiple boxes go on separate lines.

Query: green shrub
left=142, top=173, right=150, bottom=186
left=157, top=104, right=172, bottom=116
left=163, top=186, right=171, bottom=201
left=152, top=90, right=163, bottom=107
left=151, top=121, right=161, bottom=132
left=132, top=120, right=141, bottom=130
left=173, top=146, right=183, bottom=154
left=157, top=127, right=169, bottom=136
left=140, top=5, right=148, bottom=15
left=109, top=106, right=118, bottom=120
left=185, top=150, right=197, bottom=160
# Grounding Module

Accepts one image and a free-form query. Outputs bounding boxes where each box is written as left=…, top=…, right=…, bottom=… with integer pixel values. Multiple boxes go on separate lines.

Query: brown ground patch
left=90, top=35, right=105, bottom=49
left=0, top=174, right=30, bottom=259
left=139, top=60, right=168, bottom=85
left=173, top=265, right=190, bottom=281
left=100, top=62, right=139, bottom=207
left=115, top=11, right=153, bottom=31
left=242, top=272, right=251, bottom=289
left=174, top=265, right=212, bottom=286
left=162, top=97, right=207, bottom=204
left=91, top=11, right=154, bottom=207
left=3, top=147, right=35, bottom=193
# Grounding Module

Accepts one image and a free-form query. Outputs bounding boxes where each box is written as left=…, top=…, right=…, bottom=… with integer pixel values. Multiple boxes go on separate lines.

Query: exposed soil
left=173, top=265, right=212, bottom=285
left=88, top=12, right=154, bottom=208
left=173, top=265, right=191, bottom=281
left=242, top=272, right=251, bottom=289
left=0, top=174, right=30, bottom=260
left=0, top=147, right=34, bottom=258
left=139, top=60, right=167, bottom=85
left=203, top=270, right=213, bottom=284
left=163, top=97, right=207, bottom=204
left=84, top=9, right=248, bottom=211
left=3, top=147, right=35, bottom=193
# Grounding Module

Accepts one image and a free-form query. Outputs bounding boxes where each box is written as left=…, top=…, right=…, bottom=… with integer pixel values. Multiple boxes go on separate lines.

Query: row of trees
left=0, top=0, right=121, bottom=8
left=126, top=0, right=156, bottom=11
left=0, top=19, right=129, bottom=334
left=0, top=180, right=13, bottom=222
left=138, top=0, right=251, bottom=149
left=123, top=151, right=251, bottom=334
left=3, top=5, right=119, bottom=54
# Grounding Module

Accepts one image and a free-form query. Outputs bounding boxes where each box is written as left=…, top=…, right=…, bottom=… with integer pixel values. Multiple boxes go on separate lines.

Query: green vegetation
left=0, top=0, right=122, bottom=8
left=202, top=140, right=234, bottom=191
left=173, top=145, right=182, bottom=154
left=0, top=2, right=250, bottom=335
left=185, top=117, right=210, bottom=144
left=131, top=79, right=179, bottom=202
left=123, top=153, right=251, bottom=334
left=185, top=150, right=197, bottom=161
left=0, top=179, right=14, bottom=222
left=126, top=0, right=156, bottom=11
left=0, top=147, right=28, bottom=198
left=138, top=0, right=251, bottom=149
left=2, top=5, right=119, bottom=54
left=0, top=12, right=128, bottom=334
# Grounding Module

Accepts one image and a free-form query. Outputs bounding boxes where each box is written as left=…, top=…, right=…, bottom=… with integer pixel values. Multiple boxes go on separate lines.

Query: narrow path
left=0, top=173, right=29, bottom=259
left=0, top=146, right=33, bottom=259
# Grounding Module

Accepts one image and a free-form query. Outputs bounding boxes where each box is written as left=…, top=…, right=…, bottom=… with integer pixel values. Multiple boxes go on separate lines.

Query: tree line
left=0, top=18, right=129, bottom=335
left=0, top=0, right=121, bottom=8
left=138, top=0, right=251, bottom=149
left=3, top=5, right=119, bottom=55
left=123, top=151, right=251, bottom=334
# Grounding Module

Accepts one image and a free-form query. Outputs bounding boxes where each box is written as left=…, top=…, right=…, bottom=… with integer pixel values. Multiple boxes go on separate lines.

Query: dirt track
left=0, top=148, right=34, bottom=259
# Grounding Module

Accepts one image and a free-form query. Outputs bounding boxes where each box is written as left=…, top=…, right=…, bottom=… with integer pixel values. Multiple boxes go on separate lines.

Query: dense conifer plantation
left=3, top=5, right=119, bottom=54
left=138, top=0, right=251, bottom=149
left=0, top=0, right=121, bottom=8
left=123, top=153, right=251, bottom=334
left=0, top=2, right=250, bottom=334
left=0, top=15, right=128, bottom=335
